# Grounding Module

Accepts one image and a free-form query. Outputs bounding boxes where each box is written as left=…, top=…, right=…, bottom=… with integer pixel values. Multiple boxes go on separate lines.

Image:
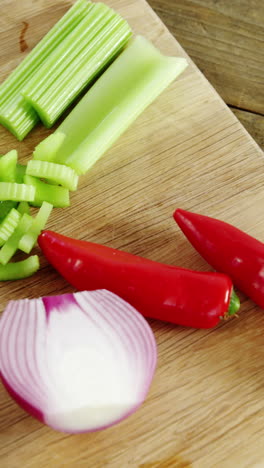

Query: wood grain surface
left=0, top=1, right=264, bottom=467
left=148, top=0, right=264, bottom=150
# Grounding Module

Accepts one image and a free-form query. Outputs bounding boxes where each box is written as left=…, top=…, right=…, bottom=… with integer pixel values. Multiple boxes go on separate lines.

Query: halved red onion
left=0, top=289, right=157, bottom=433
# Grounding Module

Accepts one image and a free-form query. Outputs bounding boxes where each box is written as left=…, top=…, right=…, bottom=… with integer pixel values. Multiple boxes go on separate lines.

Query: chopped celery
left=33, top=132, right=65, bottom=162
left=0, top=213, right=33, bottom=265
left=0, top=201, right=17, bottom=221
left=19, top=201, right=53, bottom=253
left=0, top=255, right=39, bottom=280
left=23, top=3, right=132, bottom=127
left=26, top=160, right=78, bottom=191
left=16, top=164, right=26, bottom=183
left=0, top=208, right=21, bottom=246
left=0, top=0, right=91, bottom=140
left=17, top=201, right=30, bottom=215
left=0, top=182, right=35, bottom=202
left=24, top=175, right=70, bottom=208
left=54, top=36, right=188, bottom=174
left=0, top=150, right=18, bottom=182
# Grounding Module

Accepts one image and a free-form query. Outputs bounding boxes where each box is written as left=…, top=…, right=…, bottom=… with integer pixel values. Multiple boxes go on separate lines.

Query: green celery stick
left=0, top=182, right=35, bottom=201
left=0, top=255, right=39, bottom=280
left=16, top=164, right=26, bottom=183
left=24, top=175, right=69, bottom=208
left=54, top=35, right=188, bottom=174
left=0, top=213, right=33, bottom=265
left=0, top=150, right=18, bottom=181
left=19, top=201, right=53, bottom=253
left=22, top=3, right=132, bottom=127
left=33, top=132, right=65, bottom=162
left=17, top=201, right=30, bottom=215
left=0, top=208, right=21, bottom=246
left=0, top=201, right=17, bottom=221
left=0, top=0, right=92, bottom=140
left=26, top=160, right=78, bottom=191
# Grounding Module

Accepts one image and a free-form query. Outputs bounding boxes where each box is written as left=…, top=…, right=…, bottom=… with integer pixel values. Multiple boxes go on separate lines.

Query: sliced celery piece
left=0, top=150, right=18, bottom=182
left=0, top=208, right=21, bottom=246
left=33, top=132, right=65, bottom=162
left=26, top=160, right=78, bottom=191
left=0, top=255, right=39, bottom=280
left=16, top=164, right=26, bottom=183
left=24, top=175, right=69, bottom=208
left=0, top=201, right=17, bottom=221
left=0, top=213, right=33, bottom=265
left=22, top=3, right=132, bottom=127
left=17, top=201, right=30, bottom=215
left=0, top=0, right=92, bottom=140
left=0, top=182, right=35, bottom=201
left=19, top=202, right=53, bottom=253
left=54, top=36, right=188, bottom=174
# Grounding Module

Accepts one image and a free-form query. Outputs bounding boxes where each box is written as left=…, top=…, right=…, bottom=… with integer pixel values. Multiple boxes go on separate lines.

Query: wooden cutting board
left=0, top=1, right=264, bottom=467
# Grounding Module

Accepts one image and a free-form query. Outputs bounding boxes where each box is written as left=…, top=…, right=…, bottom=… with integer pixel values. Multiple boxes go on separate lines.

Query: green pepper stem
left=227, top=289, right=240, bottom=316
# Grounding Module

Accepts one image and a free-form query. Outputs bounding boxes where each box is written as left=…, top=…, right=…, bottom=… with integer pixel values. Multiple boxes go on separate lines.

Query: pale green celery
left=16, top=164, right=26, bottom=183
left=0, top=182, right=35, bottom=201
left=0, top=150, right=18, bottom=181
left=0, top=0, right=92, bottom=140
left=0, top=208, right=21, bottom=246
left=0, top=201, right=17, bottom=221
left=19, top=201, right=53, bottom=253
left=22, top=4, right=132, bottom=126
left=24, top=175, right=70, bottom=208
left=26, top=160, right=78, bottom=191
left=0, top=255, right=39, bottom=280
left=33, top=132, right=65, bottom=162
left=54, top=36, right=188, bottom=174
left=17, top=201, right=30, bottom=215
left=0, top=213, right=33, bottom=265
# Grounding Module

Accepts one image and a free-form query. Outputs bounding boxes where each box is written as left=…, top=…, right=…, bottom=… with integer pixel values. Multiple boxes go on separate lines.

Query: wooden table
left=148, top=0, right=264, bottom=151
left=0, top=1, right=264, bottom=468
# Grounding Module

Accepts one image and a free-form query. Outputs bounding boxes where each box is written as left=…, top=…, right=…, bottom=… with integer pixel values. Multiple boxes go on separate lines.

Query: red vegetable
left=38, top=230, right=240, bottom=329
left=174, top=208, right=264, bottom=309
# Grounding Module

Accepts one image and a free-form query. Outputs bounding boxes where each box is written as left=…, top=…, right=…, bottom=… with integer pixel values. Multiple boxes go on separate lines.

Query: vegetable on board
left=22, top=2, right=132, bottom=127
left=0, top=0, right=90, bottom=140
left=52, top=35, right=188, bottom=174
left=0, top=289, right=157, bottom=433
left=174, top=208, right=264, bottom=309
left=38, top=231, right=240, bottom=329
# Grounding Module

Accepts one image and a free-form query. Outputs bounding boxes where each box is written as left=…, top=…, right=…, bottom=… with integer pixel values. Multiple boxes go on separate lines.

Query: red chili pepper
left=38, top=230, right=239, bottom=329
left=174, top=208, right=264, bottom=309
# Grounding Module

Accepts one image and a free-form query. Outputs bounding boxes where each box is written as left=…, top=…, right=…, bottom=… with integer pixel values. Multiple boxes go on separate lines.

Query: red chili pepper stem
left=226, top=289, right=240, bottom=317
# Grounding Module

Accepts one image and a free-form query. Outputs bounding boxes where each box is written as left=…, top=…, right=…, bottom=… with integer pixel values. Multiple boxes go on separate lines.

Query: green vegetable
left=0, top=208, right=21, bottom=246
left=16, top=164, right=27, bottom=183
left=22, top=3, right=132, bottom=127
left=26, top=160, right=78, bottom=191
left=0, top=255, right=40, bottom=280
left=0, top=0, right=90, bottom=140
left=24, top=175, right=70, bottom=208
left=18, top=201, right=53, bottom=253
left=0, top=150, right=18, bottom=182
left=0, top=201, right=17, bottom=221
left=17, top=201, right=31, bottom=215
left=33, top=132, right=65, bottom=162
left=0, top=213, right=33, bottom=265
left=0, top=182, right=35, bottom=202
left=54, top=35, right=188, bottom=174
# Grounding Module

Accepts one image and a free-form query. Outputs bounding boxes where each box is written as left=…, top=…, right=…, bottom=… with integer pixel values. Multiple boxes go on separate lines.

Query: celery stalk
left=26, top=160, right=78, bottom=191
left=0, top=213, right=33, bottom=265
left=19, top=202, right=53, bottom=253
left=0, top=182, right=35, bottom=202
left=54, top=36, right=188, bottom=174
left=0, top=255, right=39, bottom=280
left=0, top=208, right=21, bottom=246
left=23, top=4, right=132, bottom=127
left=0, top=150, right=18, bottom=182
left=0, top=0, right=91, bottom=140
left=24, top=175, right=70, bottom=208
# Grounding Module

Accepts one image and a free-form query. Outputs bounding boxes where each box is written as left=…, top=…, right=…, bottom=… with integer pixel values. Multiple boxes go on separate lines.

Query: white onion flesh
left=0, top=289, right=157, bottom=433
